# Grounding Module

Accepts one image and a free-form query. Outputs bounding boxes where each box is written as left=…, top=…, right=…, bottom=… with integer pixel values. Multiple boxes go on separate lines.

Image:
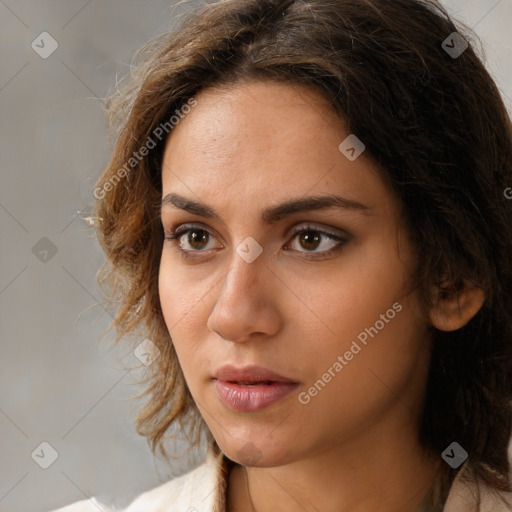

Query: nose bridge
left=219, top=247, right=265, bottom=307
left=207, top=245, right=281, bottom=342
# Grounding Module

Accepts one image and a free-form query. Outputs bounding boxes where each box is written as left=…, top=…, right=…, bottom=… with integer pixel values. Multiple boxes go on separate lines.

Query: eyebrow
left=161, top=192, right=371, bottom=224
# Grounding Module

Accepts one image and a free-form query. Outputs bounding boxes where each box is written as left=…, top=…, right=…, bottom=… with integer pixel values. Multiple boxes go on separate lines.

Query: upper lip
left=213, top=364, right=298, bottom=383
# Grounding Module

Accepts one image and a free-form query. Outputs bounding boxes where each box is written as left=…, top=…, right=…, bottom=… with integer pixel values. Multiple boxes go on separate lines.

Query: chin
left=215, top=430, right=298, bottom=467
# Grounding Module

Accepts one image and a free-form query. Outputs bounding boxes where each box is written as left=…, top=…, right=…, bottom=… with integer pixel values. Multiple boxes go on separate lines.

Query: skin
left=158, top=80, right=482, bottom=512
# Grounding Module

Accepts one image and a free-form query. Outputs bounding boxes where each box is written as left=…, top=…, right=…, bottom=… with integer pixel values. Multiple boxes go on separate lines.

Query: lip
left=213, top=364, right=297, bottom=383
left=212, top=364, right=299, bottom=412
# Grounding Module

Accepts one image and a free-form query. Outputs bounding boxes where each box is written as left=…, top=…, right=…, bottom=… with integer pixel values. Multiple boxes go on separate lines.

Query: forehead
left=160, top=80, right=396, bottom=216
left=163, top=80, right=342, bottom=162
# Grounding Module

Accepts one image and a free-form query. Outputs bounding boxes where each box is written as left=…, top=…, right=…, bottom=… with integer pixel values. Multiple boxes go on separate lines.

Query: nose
left=206, top=248, right=282, bottom=343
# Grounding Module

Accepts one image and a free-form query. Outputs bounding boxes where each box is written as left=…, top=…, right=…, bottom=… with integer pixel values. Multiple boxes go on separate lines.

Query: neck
left=227, top=417, right=441, bottom=512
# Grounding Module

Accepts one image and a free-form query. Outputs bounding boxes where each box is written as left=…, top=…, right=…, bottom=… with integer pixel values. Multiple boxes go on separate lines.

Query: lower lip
left=214, top=380, right=299, bottom=412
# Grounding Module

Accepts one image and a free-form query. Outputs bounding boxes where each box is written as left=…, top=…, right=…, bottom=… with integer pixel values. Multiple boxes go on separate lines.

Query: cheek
left=290, top=243, right=426, bottom=398
left=158, top=256, right=213, bottom=372
left=158, top=258, right=193, bottom=361
left=290, top=248, right=410, bottom=354
left=298, top=294, right=428, bottom=422
left=158, top=253, right=206, bottom=325
left=158, top=260, right=179, bottom=327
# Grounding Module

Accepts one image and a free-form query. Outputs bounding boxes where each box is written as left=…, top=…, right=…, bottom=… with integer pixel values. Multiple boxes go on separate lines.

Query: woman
left=52, top=0, right=512, bottom=510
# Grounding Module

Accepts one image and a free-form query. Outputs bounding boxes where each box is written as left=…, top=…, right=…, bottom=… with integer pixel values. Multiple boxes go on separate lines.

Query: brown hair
left=94, top=0, right=512, bottom=509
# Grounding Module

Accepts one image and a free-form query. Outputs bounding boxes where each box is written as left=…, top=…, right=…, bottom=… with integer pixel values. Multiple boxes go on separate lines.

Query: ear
left=428, top=277, right=485, bottom=332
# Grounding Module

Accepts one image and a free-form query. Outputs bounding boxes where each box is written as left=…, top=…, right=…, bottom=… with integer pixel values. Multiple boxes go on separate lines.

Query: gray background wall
left=1, top=1, right=511, bottom=511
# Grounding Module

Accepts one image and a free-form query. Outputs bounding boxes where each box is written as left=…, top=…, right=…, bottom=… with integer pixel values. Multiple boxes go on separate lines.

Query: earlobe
left=428, top=278, right=486, bottom=332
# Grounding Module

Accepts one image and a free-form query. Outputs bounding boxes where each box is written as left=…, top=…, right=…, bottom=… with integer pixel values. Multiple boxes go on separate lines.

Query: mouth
left=212, top=365, right=299, bottom=412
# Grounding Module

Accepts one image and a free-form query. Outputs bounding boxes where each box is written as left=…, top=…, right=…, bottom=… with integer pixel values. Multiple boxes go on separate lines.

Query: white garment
left=50, top=446, right=224, bottom=512
left=49, top=446, right=512, bottom=512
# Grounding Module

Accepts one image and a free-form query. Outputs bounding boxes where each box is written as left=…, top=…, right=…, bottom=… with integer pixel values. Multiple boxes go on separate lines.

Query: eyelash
left=163, top=223, right=348, bottom=260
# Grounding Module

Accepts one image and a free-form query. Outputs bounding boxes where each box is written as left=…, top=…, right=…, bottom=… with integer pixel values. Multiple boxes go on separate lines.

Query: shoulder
left=443, top=463, right=512, bottom=512
left=123, top=453, right=223, bottom=512
left=48, top=447, right=227, bottom=512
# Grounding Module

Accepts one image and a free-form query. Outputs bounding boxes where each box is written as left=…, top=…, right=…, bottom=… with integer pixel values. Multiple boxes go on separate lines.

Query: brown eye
left=287, top=227, right=345, bottom=256
left=298, top=231, right=322, bottom=251
left=186, top=229, right=210, bottom=250
left=164, top=223, right=347, bottom=260
left=164, top=225, right=221, bottom=253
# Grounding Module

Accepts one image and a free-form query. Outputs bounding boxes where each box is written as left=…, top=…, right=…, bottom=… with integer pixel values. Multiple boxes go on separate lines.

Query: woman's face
left=159, top=80, right=432, bottom=467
